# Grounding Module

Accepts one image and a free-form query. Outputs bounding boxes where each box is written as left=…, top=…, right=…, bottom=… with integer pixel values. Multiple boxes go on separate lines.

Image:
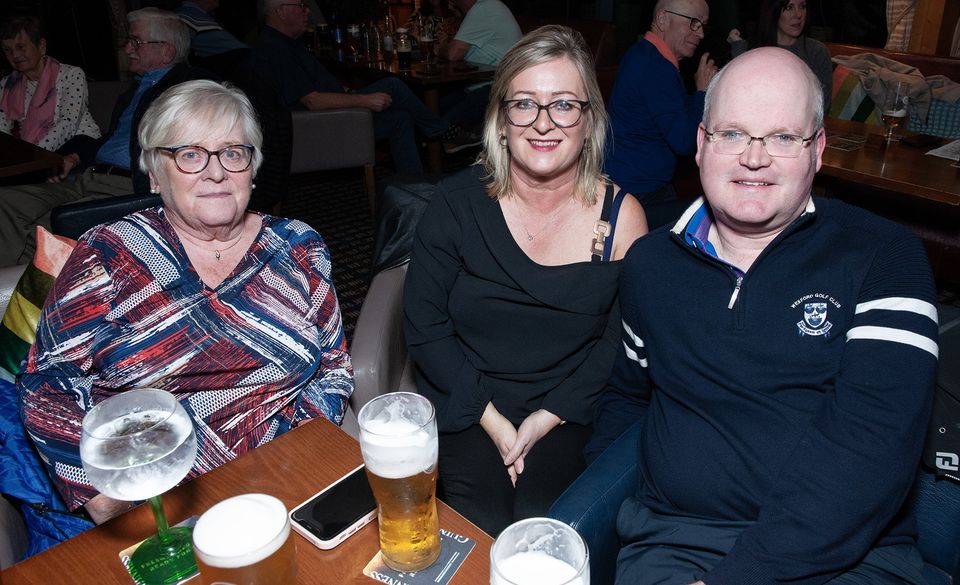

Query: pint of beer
left=490, top=518, right=589, bottom=585
left=358, top=392, right=441, bottom=572
left=192, top=493, right=297, bottom=585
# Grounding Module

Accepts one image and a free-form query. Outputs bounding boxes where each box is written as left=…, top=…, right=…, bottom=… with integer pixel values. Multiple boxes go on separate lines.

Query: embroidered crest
left=797, top=302, right=833, bottom=336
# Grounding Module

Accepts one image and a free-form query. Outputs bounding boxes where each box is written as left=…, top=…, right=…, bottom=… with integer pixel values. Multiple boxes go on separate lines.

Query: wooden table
left=0, top=419, right=492, bottom=584
left=821, top=117, right=960, bottom=207
left=0, top=132, right=62, bottom=179
left=324, top=55, right=496, bottom=173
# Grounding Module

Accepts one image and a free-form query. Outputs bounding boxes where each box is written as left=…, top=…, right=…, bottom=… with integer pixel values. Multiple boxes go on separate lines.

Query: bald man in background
left=605, top=0, right=716, bottom=229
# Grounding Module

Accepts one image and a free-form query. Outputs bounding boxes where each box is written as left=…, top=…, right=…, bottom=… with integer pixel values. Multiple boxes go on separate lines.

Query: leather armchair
left=290, top=108, right=376, bottom=213
left=341, top=262, right=416, bottom=438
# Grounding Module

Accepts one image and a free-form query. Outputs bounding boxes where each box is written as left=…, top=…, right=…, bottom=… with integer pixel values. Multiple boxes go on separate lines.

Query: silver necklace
left=516, top=195, right=575, bottom=241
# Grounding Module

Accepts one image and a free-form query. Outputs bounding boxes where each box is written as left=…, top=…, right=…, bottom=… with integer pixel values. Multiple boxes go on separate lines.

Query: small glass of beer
left=192, top=493, right=297, bottom=585
left=490, top=517, right=589, bottom=585
left=358, top=392, right=441, bottom=572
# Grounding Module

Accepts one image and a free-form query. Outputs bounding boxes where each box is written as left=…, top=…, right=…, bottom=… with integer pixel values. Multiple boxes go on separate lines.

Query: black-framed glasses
left=124, top=36, right=168, bottom=50
left=278, top=1, right=308, bottom=9
left=157, top=144, right=255, bottom=174
left=502, top=99, right=590, bottom=128
left=703, top=128, right=819, bottom=158
left=663, top=9, right=708, bottom=32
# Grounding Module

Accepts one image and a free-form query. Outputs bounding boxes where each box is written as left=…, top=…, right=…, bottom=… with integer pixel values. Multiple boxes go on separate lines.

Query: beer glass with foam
left=358, top=392, right=441, bottom=572
left=490, top=517, right=589, bottom=585
left=193, top=493, right=297, bottom=585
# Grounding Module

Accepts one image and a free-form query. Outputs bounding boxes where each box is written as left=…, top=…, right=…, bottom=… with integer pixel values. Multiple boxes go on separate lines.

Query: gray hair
left=138, top=80, right=264, bottom=177
left=479, top=25, right=609, bottom=204
left=127, top=8, right=190, bottom=64
left=703, top=48, right=824, bottom=132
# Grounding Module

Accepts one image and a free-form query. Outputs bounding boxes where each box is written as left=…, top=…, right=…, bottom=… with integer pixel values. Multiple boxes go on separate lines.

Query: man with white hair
left=0, top=8, right=208, bottom=266
left=606, top=0, right=717, bottom=228
left=591, top=47, right=938, bottom=584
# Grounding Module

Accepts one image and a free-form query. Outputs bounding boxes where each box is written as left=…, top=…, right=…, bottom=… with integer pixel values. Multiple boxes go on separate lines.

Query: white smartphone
left=289, top=464, right=378, bottom=550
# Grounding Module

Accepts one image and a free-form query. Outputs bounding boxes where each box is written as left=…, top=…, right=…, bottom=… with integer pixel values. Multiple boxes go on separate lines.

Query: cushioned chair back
left=50, top=194, right=162, bottom=240
left=341, top=262, right=415, bottom=439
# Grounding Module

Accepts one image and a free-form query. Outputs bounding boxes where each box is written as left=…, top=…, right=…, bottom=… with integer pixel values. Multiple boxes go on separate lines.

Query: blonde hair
left=479, top=25, right=609, bottom=204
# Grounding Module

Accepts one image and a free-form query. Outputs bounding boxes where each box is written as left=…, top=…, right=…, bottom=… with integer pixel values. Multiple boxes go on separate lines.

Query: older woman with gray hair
left=403, top=25, right=648, bottom=534
left=19, top=79, right=353, bottom=524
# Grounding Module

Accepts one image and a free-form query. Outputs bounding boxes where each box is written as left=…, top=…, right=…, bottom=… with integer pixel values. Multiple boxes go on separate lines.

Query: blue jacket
left=591, top=197, right=939, bottom=585
left=0, top=378, right=92, bottom=559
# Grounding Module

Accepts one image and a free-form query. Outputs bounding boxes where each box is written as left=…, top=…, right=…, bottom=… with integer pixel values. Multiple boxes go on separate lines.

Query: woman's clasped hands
left=479, top=402, right=563, bottom=486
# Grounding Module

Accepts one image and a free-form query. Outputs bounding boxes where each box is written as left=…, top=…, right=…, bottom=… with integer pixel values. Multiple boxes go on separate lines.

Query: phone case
left=289, top=464, right=378, bottom=550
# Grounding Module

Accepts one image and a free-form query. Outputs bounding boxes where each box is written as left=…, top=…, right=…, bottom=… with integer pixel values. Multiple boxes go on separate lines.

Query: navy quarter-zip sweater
left=591, top=197, right=940, bottom=585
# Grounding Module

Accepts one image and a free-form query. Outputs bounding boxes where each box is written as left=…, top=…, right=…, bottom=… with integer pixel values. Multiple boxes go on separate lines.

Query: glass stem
left=148, top=495, right=171, bottom=542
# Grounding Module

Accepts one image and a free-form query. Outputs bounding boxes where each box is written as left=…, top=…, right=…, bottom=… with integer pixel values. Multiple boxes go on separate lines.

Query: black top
left=403, top=166, right=623, bottom=433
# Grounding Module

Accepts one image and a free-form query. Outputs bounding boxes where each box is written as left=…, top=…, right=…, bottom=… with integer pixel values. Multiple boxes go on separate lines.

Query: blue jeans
left=357, top=77, right=448, bottom=175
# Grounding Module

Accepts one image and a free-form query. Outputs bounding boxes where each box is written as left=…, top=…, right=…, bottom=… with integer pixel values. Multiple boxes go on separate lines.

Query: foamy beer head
left=490, top=518, right=589, bottom=585
left=358, top=392, right=441, bottom=572
left=358, top=392, right=438, bottom=479
left=192, top=493, right=297, bottom=585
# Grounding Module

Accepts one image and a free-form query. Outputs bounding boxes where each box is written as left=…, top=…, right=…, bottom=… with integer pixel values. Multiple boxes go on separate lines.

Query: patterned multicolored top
left=18, top=208, right=353, bottom=511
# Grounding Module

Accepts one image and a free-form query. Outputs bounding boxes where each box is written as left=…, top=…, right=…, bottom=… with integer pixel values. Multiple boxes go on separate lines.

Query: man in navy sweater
left=590, top=47, right=940, bottom=585
left=605, top=0, right=717, bottom=228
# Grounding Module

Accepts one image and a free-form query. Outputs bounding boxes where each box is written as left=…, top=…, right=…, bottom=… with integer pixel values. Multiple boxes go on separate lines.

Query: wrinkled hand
left=85, top=493, right=136, bottom=524
left=47, top=153, right=79, bottom=183
left=503, top=409, right=562, bottom=476
left=726, top=28, right=741, bottom=44
left=479, top=402, right=520, bottom=485
left=363, top=92, right=392, bottom=112
left=694, top=52, right=718, bottom=92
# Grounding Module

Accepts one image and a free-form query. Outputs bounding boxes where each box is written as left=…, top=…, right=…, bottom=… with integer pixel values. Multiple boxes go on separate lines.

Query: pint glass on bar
left=358, top=392, right=441, bottom=572
left=490, top=517, right=589, bottom=585
left=192, top=493, right=297, bottom=585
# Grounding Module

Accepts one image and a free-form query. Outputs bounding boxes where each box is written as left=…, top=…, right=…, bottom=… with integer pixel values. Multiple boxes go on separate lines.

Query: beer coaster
left=362, top=529, right=476, bottom=585
left=119, top=516, right=199, bottom=584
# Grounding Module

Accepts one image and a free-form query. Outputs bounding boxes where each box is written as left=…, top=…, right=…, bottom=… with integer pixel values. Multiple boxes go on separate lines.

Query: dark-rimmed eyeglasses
left=703, top=128, right=819, bottom=158
left=157, top=144, right=255, bottom=174
left=124, top=36, right=168, bottom=50
left=663, top=9, right=708, bottom=32
left=502, top=99, right=590, bottom=128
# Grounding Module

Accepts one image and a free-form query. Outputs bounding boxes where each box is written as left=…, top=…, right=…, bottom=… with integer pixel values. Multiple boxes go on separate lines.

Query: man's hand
left=694, top=52, right=719, bottom=92
left=504, top=409, right=562, bottom=475
left=361, top=92, right=392, bottom=112
left=47, top=153, right=80, bottom=183
left=85, top=493, right=137, bottom=524
left=479, top=402, right=520, bottom=485
left=726, top=28, right=742, bottom=44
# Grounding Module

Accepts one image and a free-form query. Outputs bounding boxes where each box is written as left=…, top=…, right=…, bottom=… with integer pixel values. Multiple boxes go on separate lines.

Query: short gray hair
left=703, top=48, right=824, bottom=132
left=479, top=25, right=609, bottom=204
left=138, top=80, right=264, bottom=177
left=128, top=8, right=190, bottom=64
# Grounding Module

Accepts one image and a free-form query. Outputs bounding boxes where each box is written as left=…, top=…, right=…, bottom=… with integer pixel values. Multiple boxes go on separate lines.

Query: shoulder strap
left=591, top=183, right=615, bottom=262
left=595, top=185, right=628, bottom=262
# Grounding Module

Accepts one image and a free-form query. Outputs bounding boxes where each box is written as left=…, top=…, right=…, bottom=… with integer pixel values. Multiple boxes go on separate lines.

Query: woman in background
left=727, top=0, right=832, bottom=109
left=0, top=15, right=100, bottom=152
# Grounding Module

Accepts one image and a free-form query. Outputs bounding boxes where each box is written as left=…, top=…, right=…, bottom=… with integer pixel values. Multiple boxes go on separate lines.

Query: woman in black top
left=403, top=25, right=648, bottom=535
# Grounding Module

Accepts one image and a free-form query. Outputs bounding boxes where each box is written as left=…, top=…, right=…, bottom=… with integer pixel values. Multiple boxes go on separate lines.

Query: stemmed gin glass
left=80, top=388, right=199, bottom=584
left=881, top=81, right=908, bottom=144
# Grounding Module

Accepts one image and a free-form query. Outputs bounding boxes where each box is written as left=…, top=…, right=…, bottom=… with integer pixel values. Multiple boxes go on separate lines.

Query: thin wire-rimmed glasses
left=703, top=128, right=819, bottom=158
left=124, top=36, right=168, bottom=50
left=157, top=144, right=255, bottom=174
left=502, top=99, right=590, bottom=128
left=663, top=9, right=708, bottom=32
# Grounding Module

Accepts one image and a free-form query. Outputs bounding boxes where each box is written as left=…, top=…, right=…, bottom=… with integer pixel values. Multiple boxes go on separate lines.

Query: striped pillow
left=0, top=227, right=76, bottom=382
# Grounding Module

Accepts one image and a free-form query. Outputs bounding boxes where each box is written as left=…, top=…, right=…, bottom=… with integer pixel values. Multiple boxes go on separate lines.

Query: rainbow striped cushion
left=0, top=228, right=76, bottom=382
left=830, top=63, right=878, bottom=124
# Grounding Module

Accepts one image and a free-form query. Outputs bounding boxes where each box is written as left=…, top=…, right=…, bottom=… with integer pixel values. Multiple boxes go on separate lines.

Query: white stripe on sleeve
left=854, top=297, right=938, bottom=324
left=846, top=325, right=939, bottom=358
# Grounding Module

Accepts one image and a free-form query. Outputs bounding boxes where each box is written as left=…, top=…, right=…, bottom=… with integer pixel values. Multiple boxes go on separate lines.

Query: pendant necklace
left=517, top=195, right=576, bottom=241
